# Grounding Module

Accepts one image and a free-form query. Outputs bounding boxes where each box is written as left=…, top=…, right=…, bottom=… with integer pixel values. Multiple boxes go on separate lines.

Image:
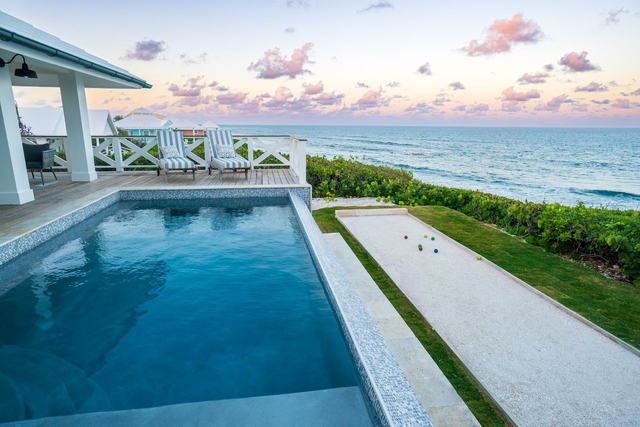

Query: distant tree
left=15, top=102, right=33, bottom=136
left=113, top=115, right=124, bottom=122
left=116, top=127, right=129, bottom=137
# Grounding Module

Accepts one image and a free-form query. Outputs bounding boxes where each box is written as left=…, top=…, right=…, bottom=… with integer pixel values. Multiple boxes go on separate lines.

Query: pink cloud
left=501, top=101, right=521, bottom=112
left=575, top=82, right=608, bottom=92
left=248, top=43, right=314, bottom=79
left=448, top=82, right=465, bottom=90
left=303, top=80, right=324, bottom=95
left=172, top=96, right=212, bottom=107
left=611, top=99, right=633, bottom=109
left=312, top=92, right=345, bottom=106
left=572, top=104, right=589, bottom=112
left=517, top=72, right=549, bottom=84
left=352, top=88, right=395, bottom=110
left=229, top=97, right=262, bottom=112
left=558, top=51, right=601, bottom=73
left=543, top=64, right=554, bottom=72
left=533, top=94, right=574, bottom=112
left=168, top=76, right=207, bottom=97
left=262, top=87, right=294, bottom=109
left=123, top=40, right=166, bottom=61
left=461, top=13, right=542, bottom=56
left=502, top=86, right=540, bottom=102
left=216, top=92, right=247, bottom=105
left=604, top=8, right=628, bottom=25
left=417, top=63, right=432, bottom=75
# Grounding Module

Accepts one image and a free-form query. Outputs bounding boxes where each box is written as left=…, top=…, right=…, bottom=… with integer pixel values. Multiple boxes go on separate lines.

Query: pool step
left=2, top=386, right=373, bottom=427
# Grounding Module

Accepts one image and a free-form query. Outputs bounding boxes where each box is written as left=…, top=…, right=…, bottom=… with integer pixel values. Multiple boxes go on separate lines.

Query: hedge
left=307, top=155, right=640, bottom=285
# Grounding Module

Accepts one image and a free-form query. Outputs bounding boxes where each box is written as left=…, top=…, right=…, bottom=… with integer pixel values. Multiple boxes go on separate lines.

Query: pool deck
left=0, top=170, right=304, bottom=247
left=337, top=208, right=640, bottom=427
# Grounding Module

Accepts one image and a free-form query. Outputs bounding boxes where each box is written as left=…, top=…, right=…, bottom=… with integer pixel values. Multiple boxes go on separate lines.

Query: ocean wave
left=580, top=189, right=640, bottom=200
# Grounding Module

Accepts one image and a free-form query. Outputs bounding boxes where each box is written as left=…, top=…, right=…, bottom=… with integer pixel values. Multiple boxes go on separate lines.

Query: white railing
left=21, top=134, right=307, bottom=184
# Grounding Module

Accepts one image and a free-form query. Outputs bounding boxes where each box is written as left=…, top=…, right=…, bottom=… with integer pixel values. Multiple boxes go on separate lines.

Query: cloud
left=533, top=94, right=573, bottom=111
left=14, top=90, right=25, bottom=98
left=262, top=87, right=294, bottom=109
left=433, top=96, right=451, bottom=106
left=216, top=86, right=229, bottom=92
left=575, top=82, right=608, bottom=92
left=168, top=76, right=207, bottom=97
left=262, top=87, right=315, bottom=112
left=248, top=42, right=314, bottom=79
left=216, top=92, right=248, bottom=105
left=517, top=72, right=549, bottom=84
left=312, top=92, right=345, bottom=106
left=609, top=80, right=619, bottom=87
left=303, top=80, right=324, bottom=95
left=179, top=53, right=207, bottom=65
left=148, top=102, right=168, bottom=111
left=558, top=51, right=601, bottom=72
left=502, top=86, right=541, bottom=101
left=461, top=13, right=543, bottom=56
left=386, top=81, right=400, bottom=88
left=543, top=64, right=554, bottom=72
left=572, top=103, right=589, bottom=112
left=591, top=99, right=610, bottom=105
left=465, top=104, right=489, bottom=114
left=123, top=39, right=167, bottom=61
left=611, top=99, right=635, bottom=109
left=417, top=62, right=432, bottom=75
left=622, top=88, right=640, bottom=96
left=284, top=27, right=296, bottom=33
left=358, top=1, right=393, bottom=13
left=172, top=96, right=212, bottom=107
left=356, top=82, right=370, bottom=88
left=229, top=97, right=262, bottom=113
left=452, top=105, right=467, bottom=112
left=604, top=8, right=629, bottom=25
left=285, top=0, right=309, bottom=7
left=501, top=101, right=522, bottom=112
left=352, top=88, right=395, bottom=110
left=405, top=102, right=435, bottom=114
left=448, top=81, right=465, bottom=90
left=208, top=81, right=218, bottom=88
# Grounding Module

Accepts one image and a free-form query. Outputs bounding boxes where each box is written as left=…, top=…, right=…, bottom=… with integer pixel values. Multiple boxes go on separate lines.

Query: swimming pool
left=0, top=189, right=431, bottom=427
left=0, top=198, right=369, bottom=424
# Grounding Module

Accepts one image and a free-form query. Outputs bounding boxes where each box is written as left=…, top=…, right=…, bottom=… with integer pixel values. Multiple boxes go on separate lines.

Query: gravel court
left=337, top=209, right=640, bottom=427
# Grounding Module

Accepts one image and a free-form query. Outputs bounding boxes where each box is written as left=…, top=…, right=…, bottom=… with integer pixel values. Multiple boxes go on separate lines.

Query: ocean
left=224, top=125, right=640, bottom=211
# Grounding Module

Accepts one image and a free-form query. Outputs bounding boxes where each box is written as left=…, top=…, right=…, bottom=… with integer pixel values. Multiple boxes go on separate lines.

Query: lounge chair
left=206, top=130, right=251, bottom=179
left=23, top=143, right=57, bottom=185
left=156, top=130, right=196, bottom=182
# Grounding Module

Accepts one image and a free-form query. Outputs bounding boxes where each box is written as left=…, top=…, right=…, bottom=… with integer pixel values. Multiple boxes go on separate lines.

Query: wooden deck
left=0, top=169, right=302, bottom=246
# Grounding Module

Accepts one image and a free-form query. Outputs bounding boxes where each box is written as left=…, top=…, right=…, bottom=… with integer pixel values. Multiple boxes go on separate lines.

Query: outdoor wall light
left=0, top=54, right=38, bottom=79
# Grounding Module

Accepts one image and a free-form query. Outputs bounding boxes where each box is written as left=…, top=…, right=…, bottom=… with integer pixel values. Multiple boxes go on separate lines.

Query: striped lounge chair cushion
left=159, top=157, right=195, bottom=169
left=210, top=157, right=251, bottom=170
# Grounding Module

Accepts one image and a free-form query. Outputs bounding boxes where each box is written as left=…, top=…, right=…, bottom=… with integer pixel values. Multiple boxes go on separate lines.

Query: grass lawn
left=313, top=206, right=508, bottom=427
left=313, top=205, right=640, bottom=427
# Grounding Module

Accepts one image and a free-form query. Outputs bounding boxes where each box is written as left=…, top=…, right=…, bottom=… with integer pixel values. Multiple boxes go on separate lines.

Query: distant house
left=113, top=108, right=219, bottom=137
left=113, top=108, right=169, bottom=137
left=19, top=106, right=118, bottom=136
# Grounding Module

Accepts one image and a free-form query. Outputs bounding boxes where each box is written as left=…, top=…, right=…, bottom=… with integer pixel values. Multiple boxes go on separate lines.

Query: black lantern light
left=0, top=54, right=38, bottom=79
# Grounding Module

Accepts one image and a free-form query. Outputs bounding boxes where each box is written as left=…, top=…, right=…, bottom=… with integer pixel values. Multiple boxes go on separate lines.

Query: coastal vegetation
left=307, top=155, right=640, bottom=286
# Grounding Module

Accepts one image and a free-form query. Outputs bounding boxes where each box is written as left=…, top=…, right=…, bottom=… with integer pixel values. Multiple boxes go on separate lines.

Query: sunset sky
left=3, top=0, right=639, bottom=126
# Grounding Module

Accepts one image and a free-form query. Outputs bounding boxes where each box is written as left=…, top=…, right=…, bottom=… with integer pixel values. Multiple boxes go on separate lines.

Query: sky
left=4, top=0, right=640, bottom=127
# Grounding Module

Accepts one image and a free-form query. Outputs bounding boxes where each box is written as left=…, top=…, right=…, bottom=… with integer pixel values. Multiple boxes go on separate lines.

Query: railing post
left=297, top=138, right=306, bottom=184
left=248, top=138, right=254, bottom=170
left=113, top=137, right=124, bottom=172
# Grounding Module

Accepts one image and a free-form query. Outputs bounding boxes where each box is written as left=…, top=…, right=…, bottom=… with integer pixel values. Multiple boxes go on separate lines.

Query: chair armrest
left=42, top=149, right=55, bottom=168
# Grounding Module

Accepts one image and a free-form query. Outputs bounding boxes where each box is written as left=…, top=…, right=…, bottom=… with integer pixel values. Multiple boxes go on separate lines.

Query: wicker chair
left=23, top=143, right=57, bottom=185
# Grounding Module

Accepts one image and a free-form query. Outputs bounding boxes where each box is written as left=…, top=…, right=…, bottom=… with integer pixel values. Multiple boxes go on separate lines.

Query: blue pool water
left=0, top=198, right=358, bottom=423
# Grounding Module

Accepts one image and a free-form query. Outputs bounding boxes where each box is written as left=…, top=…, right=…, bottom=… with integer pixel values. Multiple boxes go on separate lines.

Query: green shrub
left=307, top=155, right=640, bottom=283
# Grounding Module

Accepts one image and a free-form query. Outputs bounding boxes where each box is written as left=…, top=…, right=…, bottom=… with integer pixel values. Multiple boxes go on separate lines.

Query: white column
left=59, top=71, right=97, bottom=181
left=0, top=66, right=34, bottom=205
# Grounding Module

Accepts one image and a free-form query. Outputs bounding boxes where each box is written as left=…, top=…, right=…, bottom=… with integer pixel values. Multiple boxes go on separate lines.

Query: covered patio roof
left=0, top=10, right=151, bottom=205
